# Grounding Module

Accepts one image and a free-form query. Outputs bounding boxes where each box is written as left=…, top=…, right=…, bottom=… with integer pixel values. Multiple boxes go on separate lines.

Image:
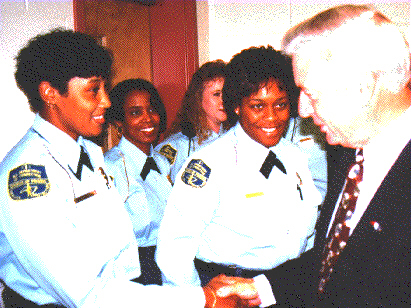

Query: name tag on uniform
left=297, top=137, right=314, bottom=149
left=245, top=192, right=264, bottom=198
left=74, top=167, right=112, bottom=203
left=74, top=190, right=97, bottom=203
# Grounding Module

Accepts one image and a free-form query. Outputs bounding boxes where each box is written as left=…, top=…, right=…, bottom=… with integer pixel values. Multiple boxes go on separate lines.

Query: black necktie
left=74, top=146, right=94, bottom=180
left=140, top=157, right=161, bottom=180
left=260, top=150, right=287, bottom=179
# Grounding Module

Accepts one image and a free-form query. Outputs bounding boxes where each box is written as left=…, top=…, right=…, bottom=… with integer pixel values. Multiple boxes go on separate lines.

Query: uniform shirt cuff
left=253, top=274, right=276, bottom=307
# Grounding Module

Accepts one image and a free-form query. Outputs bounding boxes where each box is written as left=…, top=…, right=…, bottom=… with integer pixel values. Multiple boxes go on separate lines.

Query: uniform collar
left=31, top=114, right=82, bottom=172
left=117, top=137, right=153, bottom=174
left=216, top=124, right=225, bottom=137
left=190, top=126, right=224, bottom=144
left=233, top=121, right=287, bottom=167
left=208, top=125, right=225, bottom=140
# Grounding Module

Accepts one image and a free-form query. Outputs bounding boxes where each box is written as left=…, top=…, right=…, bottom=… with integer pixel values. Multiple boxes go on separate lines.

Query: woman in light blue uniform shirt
left=156, top=61, right=328, bottom=200
left=104, top=79, right=171, bottom=285
left=155, top=60, right=228, bottom=184
left=0, top=29, right=141, bottom=307
left=156, top=46, right=321, bottom=288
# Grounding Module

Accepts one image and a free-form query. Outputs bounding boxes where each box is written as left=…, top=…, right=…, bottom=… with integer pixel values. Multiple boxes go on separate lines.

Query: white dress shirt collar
left=363, top=106, right=411, bottom=163
left=337, top=106, right=411, bottom=233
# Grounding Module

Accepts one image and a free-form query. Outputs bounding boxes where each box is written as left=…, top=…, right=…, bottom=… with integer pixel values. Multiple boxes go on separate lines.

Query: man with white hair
left=251, top=4, right=411, bottom=307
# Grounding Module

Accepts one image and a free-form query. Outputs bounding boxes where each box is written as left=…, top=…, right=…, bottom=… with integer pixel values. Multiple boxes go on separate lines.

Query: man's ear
left=38, top=81, right=59, bottom=107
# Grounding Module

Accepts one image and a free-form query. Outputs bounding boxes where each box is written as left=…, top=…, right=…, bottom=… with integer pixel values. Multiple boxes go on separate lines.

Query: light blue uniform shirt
left=104, top=137, right=172, bottom=247
left=156, top=122, right=321, bottom=287
left=0, top=115, right=139, bottom=306
left=155, top=129, right=223, bottom=185
left=0, top=115, right=206, bottom=307
left=285, top=116, right=327, bottom=202
left=156, top=120, right=327, bottom=202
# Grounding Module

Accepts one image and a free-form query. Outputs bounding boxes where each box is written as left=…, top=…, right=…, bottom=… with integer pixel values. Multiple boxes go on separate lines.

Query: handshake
left=203, top=274, right=261, bottom=308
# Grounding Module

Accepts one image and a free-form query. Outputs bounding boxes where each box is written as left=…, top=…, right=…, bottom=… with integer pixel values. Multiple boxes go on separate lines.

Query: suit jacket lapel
left=314, top=140, right=411, bottom=305
left=320, top=139, right=411, bottom=304
left=346, top=138, right=411, bottom=250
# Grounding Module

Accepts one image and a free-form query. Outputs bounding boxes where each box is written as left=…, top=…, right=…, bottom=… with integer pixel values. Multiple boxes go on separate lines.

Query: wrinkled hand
left=203, top=274, right=261, bottom=308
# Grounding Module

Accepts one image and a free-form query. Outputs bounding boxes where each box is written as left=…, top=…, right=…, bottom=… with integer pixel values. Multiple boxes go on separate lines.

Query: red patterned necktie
left=318, top=149, right=364, bottom=294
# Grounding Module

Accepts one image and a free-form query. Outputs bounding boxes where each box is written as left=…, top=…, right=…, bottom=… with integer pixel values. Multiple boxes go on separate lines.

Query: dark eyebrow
left=276, top=96, right=289, bottom=101
left=249, top=98, right=265, bottom=103
left=87, top=77, right=104, bottom=85
left=126, top=106, right=143, bottom=110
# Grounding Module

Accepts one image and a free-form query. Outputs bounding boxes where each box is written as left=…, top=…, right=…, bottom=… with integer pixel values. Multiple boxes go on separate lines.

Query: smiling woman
left=43, top=76, right=110, bottom=140
left=156, top=46, right=322, bottom=288
left=155, top=60, right=227, bottom=184
left=236, top=78, right=290, bottom=148
left=104, top=78, right=171, bottom=285
left=0, top=29, right=144, bottom=307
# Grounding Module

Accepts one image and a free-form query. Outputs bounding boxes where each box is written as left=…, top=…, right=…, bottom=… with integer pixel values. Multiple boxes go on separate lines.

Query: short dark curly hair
left=14, top=28, right=112, bottom=113
left=223, top=46, right=299, bottom=127
left=107, top=78, right=167, bottom=134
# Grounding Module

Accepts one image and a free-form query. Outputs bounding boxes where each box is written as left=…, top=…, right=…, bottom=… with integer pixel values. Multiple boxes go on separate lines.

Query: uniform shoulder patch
left=159, top=144, right=177, bottom=165
left=8, top=164, right=50, bottom=200
left=181, top=159, right=211, bottom=188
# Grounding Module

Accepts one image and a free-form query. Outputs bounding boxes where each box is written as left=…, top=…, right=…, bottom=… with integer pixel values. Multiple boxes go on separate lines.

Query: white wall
left=198, top=0, right=411, bottom=64
left=0, top=0, right=73, bottom=160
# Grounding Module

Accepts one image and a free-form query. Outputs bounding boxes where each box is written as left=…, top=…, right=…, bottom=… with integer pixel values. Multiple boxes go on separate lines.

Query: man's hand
left=203, top=274, right=261, bottom=308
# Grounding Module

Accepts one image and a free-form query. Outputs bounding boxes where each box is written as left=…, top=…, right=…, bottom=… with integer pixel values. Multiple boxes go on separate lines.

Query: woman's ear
left=39, top=81, right=59, bottom=107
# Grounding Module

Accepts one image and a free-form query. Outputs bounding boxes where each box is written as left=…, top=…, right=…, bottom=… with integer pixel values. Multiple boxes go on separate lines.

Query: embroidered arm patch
left=8, top=164, right=50, bottom=200
left=159, top=144, right=177, bottom=165
left=181, top=159, right=211, bottom=188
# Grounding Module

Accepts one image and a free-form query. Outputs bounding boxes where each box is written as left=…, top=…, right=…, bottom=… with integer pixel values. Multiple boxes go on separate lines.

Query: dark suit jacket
left=266, top=141, right=411, bottom=307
